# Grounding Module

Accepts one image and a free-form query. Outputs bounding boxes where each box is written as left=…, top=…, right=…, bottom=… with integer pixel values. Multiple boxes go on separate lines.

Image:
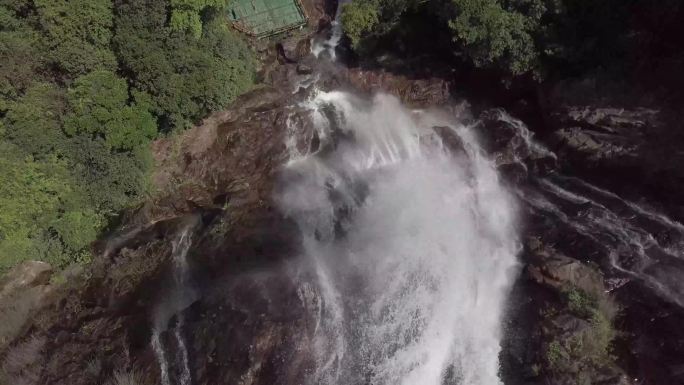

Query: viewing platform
left=228, top=0, right=308, bottom=38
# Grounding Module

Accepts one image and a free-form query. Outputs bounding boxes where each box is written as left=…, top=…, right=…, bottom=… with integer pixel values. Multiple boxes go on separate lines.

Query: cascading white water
left=311, top=0, right=350, bottom=60
left=152, top=222, right=197, bottom=385
left=278, top=91, right=520, bottom=384
left=484, top=112, right=684, bottom=307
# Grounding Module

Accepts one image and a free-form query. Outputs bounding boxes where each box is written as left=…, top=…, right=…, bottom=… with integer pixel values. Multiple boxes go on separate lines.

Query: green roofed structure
left=228, top=0, right=308, bottom=38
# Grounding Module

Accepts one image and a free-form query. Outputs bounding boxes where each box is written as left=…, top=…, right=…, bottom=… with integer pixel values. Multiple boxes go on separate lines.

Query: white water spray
left=311, top=0, right=350, bottom=60
left=278, top=91, right=520, bottom=384
left=152, top=222, right=196, bottom=385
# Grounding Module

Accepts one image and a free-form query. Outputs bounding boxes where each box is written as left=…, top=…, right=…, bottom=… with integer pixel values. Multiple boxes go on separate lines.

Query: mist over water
left=277, top=91, right=520, bottom=384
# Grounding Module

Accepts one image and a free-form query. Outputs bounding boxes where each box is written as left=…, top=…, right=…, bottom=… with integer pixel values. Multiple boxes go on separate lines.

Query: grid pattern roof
left=228, top=0, right=306, bottom=37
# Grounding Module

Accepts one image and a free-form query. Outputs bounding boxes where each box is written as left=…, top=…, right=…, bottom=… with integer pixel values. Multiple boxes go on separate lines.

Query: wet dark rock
left=542, top=97, right=684, bottom=221
left=296, top=63, right=314, bottom=75
left=181, top=267, right=316, bottom=385
left=300, top=0, right=337, bottom=31
left=547, top=106, right=653, bottom=163
left=431, top=126, right=466, bottom=155
left=525, top=242, right=604, bottom=295
left=477, top=109, right=558, bottom=179
left=343, top=68, right=450, bottom=107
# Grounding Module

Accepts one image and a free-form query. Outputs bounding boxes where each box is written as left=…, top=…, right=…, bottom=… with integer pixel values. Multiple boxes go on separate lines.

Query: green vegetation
left=339, top=1, right=378, bottom=48
left=545, top=340, right=564, bottom=368
left=340, top=0, right=684, bottom=79
left=170, top=0, right=229, bottom=38
left=114, top=0, right=255, bottom=132
left=544, top=286, right=618, bottom=381
left=340, top=0, right=542, bottom=75
left=565, top=287, right=597, bottom=319
left=0, top=0, right=255, bottom=273
left=446, top=0, right=538, bottom=76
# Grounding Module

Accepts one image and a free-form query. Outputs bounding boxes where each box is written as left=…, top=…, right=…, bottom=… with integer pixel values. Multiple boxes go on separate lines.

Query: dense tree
left=1, top=83, right=66, bottom=158
left=169, top=0, right=229, bottom=38
left=0, top=4, right=44, bottom=99
left=34, top=0, right=117, bottom=78
left=339, top=1, right=378, bottom=48
left=115, top=0, right=255, bottom=131
left=340, top=0, right=684, bottom=78
left=66, top=136, right=153, bottom=214
left=0, top=143, right=102, bottom=272
left=446, top=0, right=538, bottom=75
left=64, top=70, right=156, bottom=151
left=0, top=0, right=256, bottom=274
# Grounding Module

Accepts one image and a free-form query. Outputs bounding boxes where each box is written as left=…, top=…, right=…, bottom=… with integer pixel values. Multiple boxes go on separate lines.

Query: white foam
left=278, top=91, right=520, bottom=384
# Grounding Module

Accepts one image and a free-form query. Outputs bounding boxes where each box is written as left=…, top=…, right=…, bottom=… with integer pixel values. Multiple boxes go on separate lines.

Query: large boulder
left=477, top=109, right=557, bottom=182
left=548, top=106, right=655, bottom=164
left=0, top=261, right=54, bottom=351
left=524, top=237, right=605, bottom=295
left=0, top=261, right=52, bottom=299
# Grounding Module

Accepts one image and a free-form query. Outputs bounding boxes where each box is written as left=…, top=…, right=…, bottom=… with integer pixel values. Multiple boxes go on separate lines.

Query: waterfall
left=152, top=220, right=197, bottom=385
left=311, top=0, right=351, bottom=60
left=277, top=91, right=520, bottom=384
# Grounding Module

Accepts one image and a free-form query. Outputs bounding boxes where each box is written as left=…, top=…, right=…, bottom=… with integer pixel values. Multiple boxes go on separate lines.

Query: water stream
left=277, top=91, right=520, bottom=384
left=152, top=220, right=197, bottom=385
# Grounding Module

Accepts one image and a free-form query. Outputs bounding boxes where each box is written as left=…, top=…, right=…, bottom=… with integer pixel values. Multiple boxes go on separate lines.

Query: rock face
left=525, top=240, right=604, bottom=295
left=182, top=268, right=316, bottom=385
left=300, top=0, right=337, bottom=30
left=0, top=261, right=53, bottom=353
left=543, top=98, right=684, bottom=221
left=0, top=261, right=52, bottom=299
left=343, top=68, right=451, bottom=107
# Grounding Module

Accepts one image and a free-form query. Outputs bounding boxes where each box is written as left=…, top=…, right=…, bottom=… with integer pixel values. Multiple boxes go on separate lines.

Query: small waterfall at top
left=151, top=219, right=197, bottom=385
left=277, top=91, right=520, bottom=384
left=311, top=0, right=351, bottom=60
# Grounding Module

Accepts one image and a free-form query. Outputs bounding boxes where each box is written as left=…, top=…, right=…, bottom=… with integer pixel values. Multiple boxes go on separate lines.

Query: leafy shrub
left=0, top=11, right=44, bottom=99
left=546, top=340, right=564, bottom=368
left=169, top=0, right=229, bottom=38
left=565, top=287, right=597, bottom=319
left=545, top=285, right=618, bottom=377
left=341, top=0, right=541, bottom=74
left=66, top=136, right=153, bottom=214
left=340, top=1, right=379, bottom=48
left=1, top=83, right=67, bottom=159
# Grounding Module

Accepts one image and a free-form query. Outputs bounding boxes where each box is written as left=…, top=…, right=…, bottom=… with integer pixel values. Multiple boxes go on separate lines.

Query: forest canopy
left=0, top=0, right=255, bottom=272
left=340, top=0, right=684, bottom=79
